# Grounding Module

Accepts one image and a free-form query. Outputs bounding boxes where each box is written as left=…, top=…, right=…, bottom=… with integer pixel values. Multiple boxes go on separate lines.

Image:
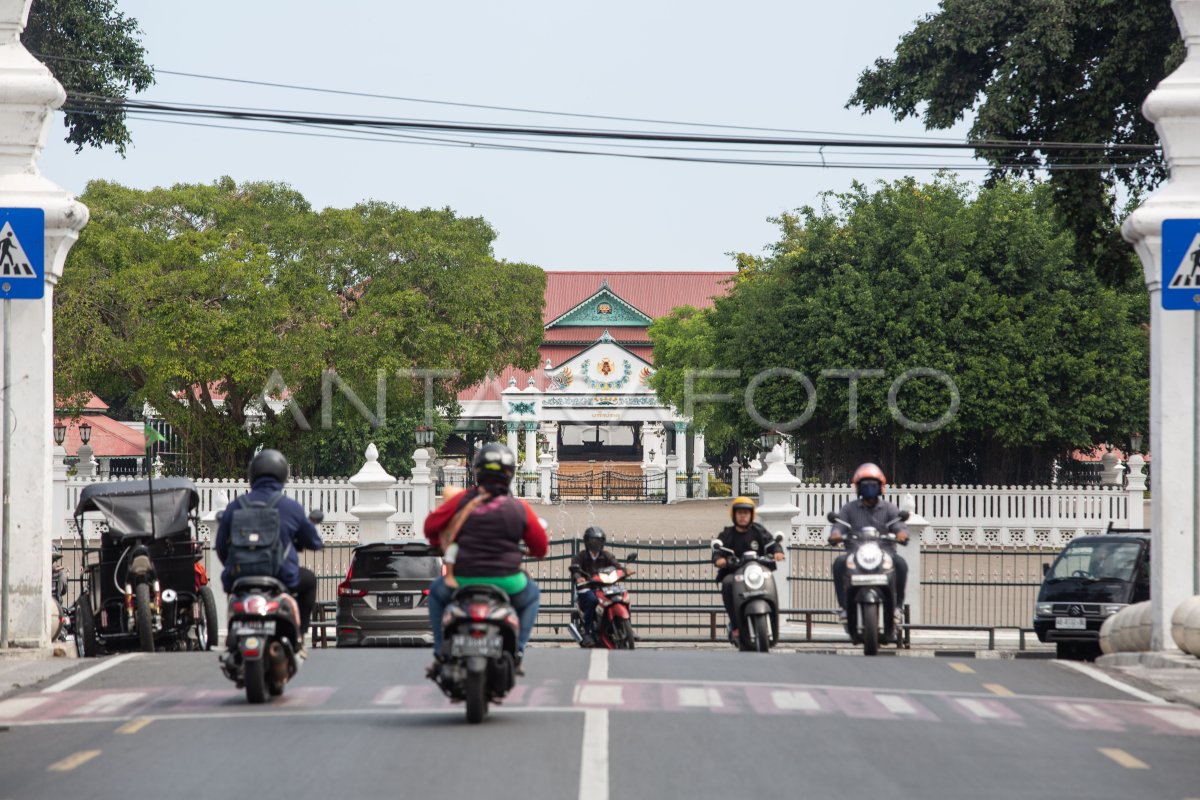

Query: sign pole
left=1, top=298, right=10, bottom=648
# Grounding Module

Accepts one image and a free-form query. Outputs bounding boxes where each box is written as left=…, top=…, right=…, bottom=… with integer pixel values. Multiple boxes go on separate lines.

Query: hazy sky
left=36, top=1, right=975, bottom=271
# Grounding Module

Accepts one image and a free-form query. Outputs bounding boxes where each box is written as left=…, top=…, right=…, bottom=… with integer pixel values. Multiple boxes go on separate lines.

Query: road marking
left=947, top=662, right=975, bottom=674
left=983, top=683, right=1015, bottom=697
left=677, top=687, right=723, bottom=708
left=42, top=653, right=140, bottom=694
left=578, top=651, right=609, bottom=800
left=114, top=717, right=153, bottom=735
left=47, top=750, right=101, bottom=772
left=373, top=686, right=408, bottom=705
left=68, top=692, right=146, bottom=717
left=1054, top=660, right=1168, bottom=704
left=876, top=694, right=919, bottom=715
left=1052, top=702, right=1120, bottom=729
left=0, top=696, right=53, bottom=719
left=771, top=690, right=820, bottom=711
left=578, top=684, right=624, bottom=706
left=1098, top=748, right=1149, bottom=769
left=1145, top=707, right=1200, bottom=731
left=956, top=698, right=1001, bottom=719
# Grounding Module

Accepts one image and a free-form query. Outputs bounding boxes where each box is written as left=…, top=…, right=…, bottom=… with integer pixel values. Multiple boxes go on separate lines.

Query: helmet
left=248, top=448, right=289, bottom=484
left=851, top=463, right=887, bottom=499
left=472, top=443, right=516, bottom=488
left=583, top=526, right=606, bottom=554
left=730, top=496, right=756, bottom=523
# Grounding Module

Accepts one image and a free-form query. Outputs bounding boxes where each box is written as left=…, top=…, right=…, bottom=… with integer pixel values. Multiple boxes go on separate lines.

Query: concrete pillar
left=75, top=444, right=96, bottom=478
left=523, top=421, right=538, bottom=471
left=694, top=427, right=706, bottom=467
left=697, top=462, right=712, bottom=499
left=539, top=421, right=558, bottom=463
left=1127, top=454, right=1148, bottom=530
left=899, top=493, right=926, bottom=625
left=753, top=445, right=800, bottom=580
left=538, top=452, right=554, bottom=505
left=506, top=422, right=519, bottom=460
left=410, top=447, right=433, bottom=536
left=51, top=444, right=67, bottom=541
left=665, top=454, right=678, bottom=504
left=1120, top=0, right=1200, bottom=649
left=1100, top=449, right=1123, bottom=486
left=348, top=443, right=397, bottom=545
left=202, top=491, right=229, bottom=636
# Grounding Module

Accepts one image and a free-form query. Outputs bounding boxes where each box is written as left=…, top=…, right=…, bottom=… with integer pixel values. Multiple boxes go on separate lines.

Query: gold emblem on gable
left=597, top=302, right=613, bottom=314
left=598, top=358, right=615, bottom=376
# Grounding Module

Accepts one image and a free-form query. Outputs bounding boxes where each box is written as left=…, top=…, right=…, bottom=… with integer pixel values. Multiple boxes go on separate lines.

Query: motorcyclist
left=424, top=443, right=548, bottom=675
left=828, top=463, right=909, bottom=623
left=570, top=526, right=627, bottom=647
left=713, top=496, right=784, bottom=640
left=215, top=449, right=324, bottom=652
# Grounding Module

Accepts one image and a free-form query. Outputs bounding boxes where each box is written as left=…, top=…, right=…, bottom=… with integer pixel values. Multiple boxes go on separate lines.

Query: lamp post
left=1131, top=432, right=1145, bottom=454
left=415, top=424, right=435, bottom=448
left=76, top=421, right=95, bottom=478
left=52, top=421, right=65, bottom=447
left=758, top=429, right=781, bottom=453
left=78, top=422, right=91, bottom=445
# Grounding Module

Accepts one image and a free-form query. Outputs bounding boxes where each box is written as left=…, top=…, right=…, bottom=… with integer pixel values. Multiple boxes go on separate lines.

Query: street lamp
left=1130, top=432, right=1144, bottom=454
left=78, top=421, right=92, bottom=445
left=52, top=421, right=66, bottom=446
left=758, top=429, right=781, bottom=451
left=415, top=424, right=435, bottom=447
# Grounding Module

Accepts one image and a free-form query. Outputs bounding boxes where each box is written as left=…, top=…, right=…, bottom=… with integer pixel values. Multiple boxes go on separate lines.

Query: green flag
left=143, top=422, right=166, bottom=447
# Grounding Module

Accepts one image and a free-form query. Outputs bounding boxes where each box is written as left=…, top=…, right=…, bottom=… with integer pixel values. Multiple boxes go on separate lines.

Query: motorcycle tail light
left=265, top=600, right=280, bottom=614
left=469, top=603, right=490, bottom=621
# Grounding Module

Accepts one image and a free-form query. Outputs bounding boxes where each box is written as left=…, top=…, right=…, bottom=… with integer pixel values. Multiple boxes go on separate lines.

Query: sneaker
left=295, top=641, right=308, bottom=662
left=893, top=609, right=905, bottom=625
left=836, top=609, right=848, bottom=623
left=513, top=653, right=526, bottom=677
left=425, top=653, right=446, bottom=679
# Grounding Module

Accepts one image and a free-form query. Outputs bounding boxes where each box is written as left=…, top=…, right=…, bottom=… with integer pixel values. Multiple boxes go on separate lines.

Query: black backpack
left=226, top=491, right=291, bottom=580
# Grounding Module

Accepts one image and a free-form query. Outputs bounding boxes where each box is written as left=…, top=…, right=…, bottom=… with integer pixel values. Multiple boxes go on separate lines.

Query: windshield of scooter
left=1045, top=540, right=1141, bottom=583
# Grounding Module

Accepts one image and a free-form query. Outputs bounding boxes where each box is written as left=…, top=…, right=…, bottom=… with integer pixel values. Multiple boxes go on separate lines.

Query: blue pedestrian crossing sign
left=1163, top=219, right=1200, bottom=310
left=0, top=208, right=44, bottom=300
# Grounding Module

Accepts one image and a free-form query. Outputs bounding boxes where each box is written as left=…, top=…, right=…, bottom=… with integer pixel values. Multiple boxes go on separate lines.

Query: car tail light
left=337, top=563, right=366, bottom=598
left=469, top=603, right=490, bottom=621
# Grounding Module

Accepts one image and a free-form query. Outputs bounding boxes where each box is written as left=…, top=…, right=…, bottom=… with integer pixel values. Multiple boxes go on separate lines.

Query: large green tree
left=650, top=176, right=1149, bottom=485
left=55, top=178, right=545, bottom=477
left=848, top=0, right=1182, bottom=285
left=24, top=0, right=154, bottom=153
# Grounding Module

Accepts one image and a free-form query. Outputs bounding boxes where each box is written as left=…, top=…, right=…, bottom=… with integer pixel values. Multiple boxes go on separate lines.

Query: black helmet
left=248, top=448, right=289, bottom=484
left=472, top=443, right=516, bottom=488
left=583, top=526, right=606, bottom=553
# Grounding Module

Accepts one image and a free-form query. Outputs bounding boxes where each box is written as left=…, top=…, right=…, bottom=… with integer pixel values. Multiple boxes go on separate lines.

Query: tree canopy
left=649, top=176, right=1149, bottom=485
left=54, top=178, right=546, bottom=477
left=24, top=0, right=154, bottom=154
left=848, top=0, right=1182, bottom=285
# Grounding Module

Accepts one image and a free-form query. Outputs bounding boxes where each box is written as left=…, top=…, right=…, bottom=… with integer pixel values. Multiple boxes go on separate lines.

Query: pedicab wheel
left=861, top=603, right=879, bottom=656
left=753, top=614, right=771, bottom=653
left=615, top=618, right=635, bottom=650
left=75, top=593, right=99, bottom=658
left=466, top=668, right=488, bottom=724
left=134, top=583, right=155, bottom=653
left=196, top=586, right=219, bottom=651
left=244, top=658, right=268, bottom=704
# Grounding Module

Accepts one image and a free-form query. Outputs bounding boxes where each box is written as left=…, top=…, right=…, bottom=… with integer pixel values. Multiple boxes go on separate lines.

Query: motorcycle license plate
left=450, top=633, right=503, bottom=658
left=377, top=593, right=414, bottom=609
left=231, top=620, right=276, bottom=636
left=850, top=574, right=889, bottom=586
left=1055, top=617, right=1087, bottom=630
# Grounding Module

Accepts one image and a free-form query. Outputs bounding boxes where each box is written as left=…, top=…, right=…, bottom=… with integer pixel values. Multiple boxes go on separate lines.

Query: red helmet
left=851, top=463, right=887, bottom=493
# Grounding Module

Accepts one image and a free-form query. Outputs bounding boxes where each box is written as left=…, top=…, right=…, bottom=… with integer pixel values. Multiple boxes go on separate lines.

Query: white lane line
left=579, top=650, right=609, bottom=800
left=41, top=653, right=140, bottom=694
left=579, top=684, right=624, bottom=706
left=876, top=694, right=919, bottom=715
left=0, top=695, right=54, bottom=719
left=1054, top=660, right=1168, bottom=705
left=1145, top=707, right=1200, bottom=731
left=677, top=687, right=723, bottom=708
left=956, top=698, right=1001, bottom=719
left=771, top=690, right=821, bottom=712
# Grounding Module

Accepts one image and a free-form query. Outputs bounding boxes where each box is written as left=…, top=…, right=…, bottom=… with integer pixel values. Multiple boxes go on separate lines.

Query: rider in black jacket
left=713, top=497, right=784, bottom=637
left=570, top=526, right=626, bottom=646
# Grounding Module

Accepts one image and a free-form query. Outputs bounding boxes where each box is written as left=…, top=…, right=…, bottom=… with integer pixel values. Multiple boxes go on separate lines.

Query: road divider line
left=588, top=650, right=609, bottom=682
left=114, top=717, right=153, bottom=735
left=1054, top=661, right=1168, bottom=704
left=579, top=650, right=609, bottom=800
left=47, top=750, right=101, bottom=772
left=1098, top=748, right=1149, bottom=769
left=42, top=653, right=140, bottom=694
left=983, top=684, right=1015, bottom=697
left=948, top=662, right=975, bottom=674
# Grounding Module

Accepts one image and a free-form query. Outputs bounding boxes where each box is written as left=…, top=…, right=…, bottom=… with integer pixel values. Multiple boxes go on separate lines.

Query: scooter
left=712, top=535, right=783, bottom=653
left=431, top=583, right=521, bottom=724
left=827, top=510, right=908, bottom=656
left=569, top=553, right=638, bottom=649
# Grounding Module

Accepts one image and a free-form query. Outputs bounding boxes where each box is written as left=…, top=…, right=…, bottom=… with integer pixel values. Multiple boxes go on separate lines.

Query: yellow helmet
left=730, top=496, right=756, bottom=523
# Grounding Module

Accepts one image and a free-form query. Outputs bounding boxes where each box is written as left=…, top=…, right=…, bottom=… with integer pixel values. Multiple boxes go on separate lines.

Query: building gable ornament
left=579, top=358, right=633, bottom=390
left=542, top=395, right=661, bottom=407
left=507, top=401, right=537, bottom=416
left=545, top=287, right=653, bottom=328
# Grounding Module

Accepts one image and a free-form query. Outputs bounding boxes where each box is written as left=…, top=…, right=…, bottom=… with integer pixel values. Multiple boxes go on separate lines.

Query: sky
left=36, top=1, right=976, bottom=272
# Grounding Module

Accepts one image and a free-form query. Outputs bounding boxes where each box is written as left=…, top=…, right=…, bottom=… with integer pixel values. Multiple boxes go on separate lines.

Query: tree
left=24, top=0, right=154, bottom=153
left=848, top=0, right=1183, bottom=285
left=54, top=177, right=545, bottom=477
left=650, top=176, right=1149, bottom=485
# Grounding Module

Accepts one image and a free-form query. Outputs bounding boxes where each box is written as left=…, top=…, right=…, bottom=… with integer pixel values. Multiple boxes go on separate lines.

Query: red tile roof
left=543, top=271, right=734, bottom=324
left=542, top=327, right=652, bottom=343
left=54, top=416, right=146, bottom=457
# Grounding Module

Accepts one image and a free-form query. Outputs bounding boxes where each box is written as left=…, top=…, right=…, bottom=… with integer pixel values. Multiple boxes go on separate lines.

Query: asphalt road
left=1, top=648, right=1199, bottom=800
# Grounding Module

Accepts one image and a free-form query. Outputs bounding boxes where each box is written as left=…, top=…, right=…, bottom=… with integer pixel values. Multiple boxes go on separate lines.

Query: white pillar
left=75, top=443, right=96, bottom=478
left=899, top=493, right=926, bottom=625
left=506, top=422, right=519, bottom=459
left=538, top=452, right=554, bottom=505
left=1126, top=454, right=1148, bottom=530
left=201, top=491, right=229, bottom=636
left=694, top=427, right=706, bottom=467
left=523, top=421, right=538, bottom=471
left=665, top=454, right=678, bottom=504
left=410, top=447, right=433, bottom=535
left=348, top=443, right=397, bottom=545
left=753, top=445, right=800, bottom=583
left=539, top=421, right=558, bottom=463
left=51, top=444, right=67, bottom=541
left=1100, top=449, right=1123, bottom=486
left=1121, top=0, right=1200, bottom=649
left=698, top=462, right=712, bottom=499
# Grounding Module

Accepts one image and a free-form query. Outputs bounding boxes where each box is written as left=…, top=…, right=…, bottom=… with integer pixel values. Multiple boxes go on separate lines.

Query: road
left=1, top=648, right=1198, bottom=800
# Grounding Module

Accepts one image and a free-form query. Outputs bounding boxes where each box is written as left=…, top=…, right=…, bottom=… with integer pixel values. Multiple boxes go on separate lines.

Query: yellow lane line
left=1098, top=748, right=1149, bottom=770
left=114, top=717, right=153, bottom=735
left=47, top=750, right=101, bottom=772
left=947, top=662, right=975, bottom=674
left=983, top=683, right=1015, bottom=697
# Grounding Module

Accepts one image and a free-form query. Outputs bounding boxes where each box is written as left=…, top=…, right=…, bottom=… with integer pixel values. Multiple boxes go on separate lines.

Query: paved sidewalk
left=1096, top=650, right=1200, bottom=708
left=0, top=646, right=79, bottom=700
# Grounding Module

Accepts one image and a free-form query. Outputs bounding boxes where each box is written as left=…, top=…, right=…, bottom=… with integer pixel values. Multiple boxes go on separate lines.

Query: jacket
left=424, top=486, right=549, bottom=577
left=570, top=548, right=625, bottom=579
left=214, top=476, right=323, bottom=593
left=712, top=522, right=782, bottom=582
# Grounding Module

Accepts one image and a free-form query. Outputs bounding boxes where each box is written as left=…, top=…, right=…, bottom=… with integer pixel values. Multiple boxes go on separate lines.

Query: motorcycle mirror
left=626, top=553, right=639, bottom=562
left=826, top=511, right=838, bottom=524
left=774, top=532, right=785, bottom=543
left=710, top=539, right=724, bottom=551
left=898, top=510, right=910, bottom=521
left=309, top=508, right=325, bottom=524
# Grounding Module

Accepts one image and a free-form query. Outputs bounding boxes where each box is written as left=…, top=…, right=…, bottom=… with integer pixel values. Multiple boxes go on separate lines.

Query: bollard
left=1099, top=614, right=1116, bottom=655
left=1172, top=595, right=1200, bottom=652
left=1183, top=601, right=1200, bottom=657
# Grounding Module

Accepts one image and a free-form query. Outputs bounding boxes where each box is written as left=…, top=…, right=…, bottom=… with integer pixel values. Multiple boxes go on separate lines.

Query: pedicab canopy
left=73, top=478, right=200, bottom=540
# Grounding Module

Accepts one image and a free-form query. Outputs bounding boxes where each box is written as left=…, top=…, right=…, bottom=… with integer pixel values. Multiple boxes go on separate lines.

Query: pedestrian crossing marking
left=1167, top=231, right=1200, bottom=289
left=67, top=691, right=145, bottom=716
left=578, top=684, right=624, bottom=706
left=0, top=696, right=52, bottom=718
left=956, top=698, right=1001, bottom=719
left=676, top=687, right=723, bottom=708
left=373, top=686, right=408, bottom=705
left=770, top=690, right=820, bottom=711
left=876, top=694, right=919, bottom=715
left=1098, top=748, right=1148, bottom=769
left=1145, top=707, right=1200, bottom=731
left=0, top=221, right=36, bottom=278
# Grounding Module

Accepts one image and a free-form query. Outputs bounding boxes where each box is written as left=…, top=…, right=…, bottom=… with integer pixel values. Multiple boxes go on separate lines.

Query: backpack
left=226, top=491, right=291, bottom=580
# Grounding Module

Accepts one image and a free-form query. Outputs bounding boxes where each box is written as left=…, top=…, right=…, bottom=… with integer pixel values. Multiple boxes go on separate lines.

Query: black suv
left=1033, top=526, right=1150, bottom=660
left=335, top=540, right=442, bottom=647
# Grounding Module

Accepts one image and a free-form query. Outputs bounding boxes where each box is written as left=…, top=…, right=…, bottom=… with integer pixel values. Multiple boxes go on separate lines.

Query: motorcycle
left=219, top=508, right=323, bottom=704
left=431, top=583, right=521, bottom=724
left=712, top=534, right=783, bottom=653
left=568, top=553, right=638, bottom=649
left=827, top=510, right=909, bottom=656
